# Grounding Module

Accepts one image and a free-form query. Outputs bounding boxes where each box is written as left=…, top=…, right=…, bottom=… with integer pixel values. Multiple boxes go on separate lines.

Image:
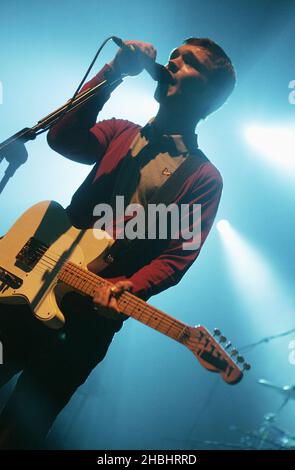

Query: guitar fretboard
left=58, top=261, right=191, bottom=344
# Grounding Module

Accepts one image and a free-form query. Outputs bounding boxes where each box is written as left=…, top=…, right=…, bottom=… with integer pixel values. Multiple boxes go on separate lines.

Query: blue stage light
left=245, top=124, right=295, bottom=178
left=217, top=222, right=295, bottom=330
left=216, top=219, right=231, bottom=234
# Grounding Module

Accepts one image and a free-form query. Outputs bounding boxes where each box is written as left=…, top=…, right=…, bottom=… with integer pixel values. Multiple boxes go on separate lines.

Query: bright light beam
left=217, top=220, right=295, bottom=332
left=245, top=124, right=295, bottom=179
left=105, top=81, right=158, bottom=125
left=216, top=219, right=231, bottom=234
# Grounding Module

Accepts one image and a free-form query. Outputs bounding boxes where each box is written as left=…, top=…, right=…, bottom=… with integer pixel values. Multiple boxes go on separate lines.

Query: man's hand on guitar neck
left=93, top=280, right=134, bottom=321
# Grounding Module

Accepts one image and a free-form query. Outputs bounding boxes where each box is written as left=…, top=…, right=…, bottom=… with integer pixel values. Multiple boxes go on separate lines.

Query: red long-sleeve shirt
left=47, top=64, right=223, bottom=301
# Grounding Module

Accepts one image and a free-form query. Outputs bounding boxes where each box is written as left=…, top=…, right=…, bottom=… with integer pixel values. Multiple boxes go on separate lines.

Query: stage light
left=245, top=124, right=295, bottom=177
left=216, top=219, right=230, bottom=234
left=218, top=223, right=295, bottom=331
left=108, top=80, right=158, bottom=125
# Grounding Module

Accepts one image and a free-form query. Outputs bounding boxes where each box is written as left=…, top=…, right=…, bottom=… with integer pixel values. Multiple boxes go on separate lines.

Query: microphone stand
left=0, top=76, right=121, bottom=195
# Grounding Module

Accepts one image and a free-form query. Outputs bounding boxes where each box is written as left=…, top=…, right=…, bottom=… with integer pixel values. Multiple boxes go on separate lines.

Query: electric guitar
left=0, top=201, right=249, bottom=385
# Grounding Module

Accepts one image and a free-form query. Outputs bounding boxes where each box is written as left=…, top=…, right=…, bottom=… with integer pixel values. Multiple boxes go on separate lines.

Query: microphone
left=112, top=36, right=175, bottom=84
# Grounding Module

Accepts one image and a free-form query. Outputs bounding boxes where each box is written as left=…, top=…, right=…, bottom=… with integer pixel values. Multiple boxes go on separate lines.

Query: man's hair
left=183, top=37, right=236, bottom=118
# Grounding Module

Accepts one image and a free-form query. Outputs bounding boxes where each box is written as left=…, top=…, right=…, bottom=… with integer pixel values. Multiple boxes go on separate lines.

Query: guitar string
left=25, top=247, right=186, bottom=332
left=24, top=252, right=220, bottom=350
left=16, top=260, right=235, bottom=375
left=32, top=256, right=188, bottom=341
left=50, top=272, right=185, bottom=342
left=27, top=252, right=225, bottom=346
left=9, top=237, right=238, bottom=377
left=18, top=248, right=233, bottom=365
left=39, top=255, right=233, bottom=375
left=34, top=260, right=230, bottom=371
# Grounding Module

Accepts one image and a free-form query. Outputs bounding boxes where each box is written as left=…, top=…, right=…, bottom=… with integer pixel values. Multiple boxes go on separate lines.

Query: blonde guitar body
left=0, top=200, right=248, bottom=384
left=0, top=201, right=113, bottom=329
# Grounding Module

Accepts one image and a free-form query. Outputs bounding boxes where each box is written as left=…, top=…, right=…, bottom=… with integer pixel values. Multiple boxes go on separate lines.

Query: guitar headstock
left=187, top=325, right=250, bottom=385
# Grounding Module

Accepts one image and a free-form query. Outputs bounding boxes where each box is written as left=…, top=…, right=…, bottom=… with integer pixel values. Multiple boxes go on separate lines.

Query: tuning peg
left=237, top=355, right=245, bottom=364
left=224, top=341, right=232, bottom=350
left=230, top=348, right=238, bottom=357
left=243, top=363, right=251, bottom=371
left=219, top=335, right=227, bottom=343
left=213, top=328, right=221, bottom=337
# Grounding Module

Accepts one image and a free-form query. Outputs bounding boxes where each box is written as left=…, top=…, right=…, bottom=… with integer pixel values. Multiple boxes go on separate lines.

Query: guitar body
left=0, top=201, right=113, bottom=329
left=0, top=200, right=248, bottom=384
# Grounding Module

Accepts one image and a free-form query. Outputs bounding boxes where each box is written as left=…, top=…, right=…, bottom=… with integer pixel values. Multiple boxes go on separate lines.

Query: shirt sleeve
left=47, top=64, right=123, bottom=164
left=125, top=163, right=223, bottom=300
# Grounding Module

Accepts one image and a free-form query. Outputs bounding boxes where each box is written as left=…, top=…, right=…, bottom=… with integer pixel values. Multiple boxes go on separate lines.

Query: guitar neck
left=58, top=261, right=191, bottom=344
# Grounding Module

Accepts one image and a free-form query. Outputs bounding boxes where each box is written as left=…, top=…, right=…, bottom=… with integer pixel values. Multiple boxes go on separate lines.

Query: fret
left=118, top=294, right=138, bottom=318
left=132, top=303, right=155, bottom=326
left=59, top=268, right=71, bottom=284
left=83, top=283, right=93, bottom=296
left=149, top=311, right=164, bottom=332
left=57, top=261, right=190, bottom=344
left=72, top=275, right=81, bottom=290
left=143, top=305, right=154, bottom=327
left=137, top=304, right=151, bottom=323
left=127, top=298, right=146, bottom=321
left=76, top=276, right=87, bottom=291
left=163, top=321, right=176, bottom=337
left=143, top=306, right=162, bottom=327
left=177, top=325, right=191, bottom=344
left=120, top=291, right=185, bottom=341
left=121, top=293, right=186, bottom=342
left=127, top=300, right=149, bottom=322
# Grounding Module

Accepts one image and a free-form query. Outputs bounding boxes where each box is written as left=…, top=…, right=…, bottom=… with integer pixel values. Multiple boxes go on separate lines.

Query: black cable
left=184, top=376, right=220, bottom=447
left=35, top=35, right=117, bottom=136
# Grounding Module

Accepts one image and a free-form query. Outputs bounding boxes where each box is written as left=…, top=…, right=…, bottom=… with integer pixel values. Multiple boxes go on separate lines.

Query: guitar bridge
left=0, top=266, right=22, bottom=291
left=15, top=237, right=49, bottom=272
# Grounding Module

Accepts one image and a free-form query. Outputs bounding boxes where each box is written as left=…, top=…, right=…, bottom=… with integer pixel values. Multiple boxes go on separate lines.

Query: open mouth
left=162, top=67, right=176, bottom=85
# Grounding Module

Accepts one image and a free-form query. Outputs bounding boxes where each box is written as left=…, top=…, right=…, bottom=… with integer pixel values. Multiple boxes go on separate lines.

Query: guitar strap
left=103, top=148, right=209, bottom=265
